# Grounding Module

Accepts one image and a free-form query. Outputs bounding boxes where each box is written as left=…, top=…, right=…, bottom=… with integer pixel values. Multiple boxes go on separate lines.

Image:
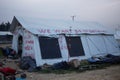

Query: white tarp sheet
left=15, top=16, right=113, bottom=35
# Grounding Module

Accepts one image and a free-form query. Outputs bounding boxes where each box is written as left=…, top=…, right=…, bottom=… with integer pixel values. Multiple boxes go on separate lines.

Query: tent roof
left=10, top=16, right=113, bottom=35
left=0, top=31, right=12, bottom=35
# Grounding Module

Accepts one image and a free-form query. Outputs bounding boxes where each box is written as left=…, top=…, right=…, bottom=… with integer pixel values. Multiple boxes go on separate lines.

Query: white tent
left=0, top=31, right=12, bottom=35
left=114, top=29, right=120, bottom=45
left=10, top=16, right=120, bottom=66
left=0, top=31, right=12, bottom=44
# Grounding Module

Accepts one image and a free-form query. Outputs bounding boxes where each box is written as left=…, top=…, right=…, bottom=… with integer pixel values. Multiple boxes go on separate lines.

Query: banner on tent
left=37, top=28, right=106, bottom=34
left=23, top=30, right=35, bottom=58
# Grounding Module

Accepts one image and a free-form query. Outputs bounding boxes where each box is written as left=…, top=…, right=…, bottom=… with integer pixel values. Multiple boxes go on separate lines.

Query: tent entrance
left=18, top=35, right=23, bottom=57
left=66, top=36, right=85, bottom=57
left=39, top=37, right=62, bottom=59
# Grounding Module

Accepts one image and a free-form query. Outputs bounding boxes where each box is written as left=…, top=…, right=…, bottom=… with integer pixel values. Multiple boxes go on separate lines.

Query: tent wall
left=80, top=35, right=92, bottom=58
left=36, top=35, right=68, bottom=66
left=22, top=30, right=36, bottom=59
left=58, top=35, right=69, bottom=61
left=81, top=35, right=120, bottom=57
left=33, top=35, right=42, bottom=66
left=116, top=40, right=120, bottom=46
left=65, top=36, right=85, bottom=57
left=85, top=35, right=108, bottom=56
left=10, top=17, right=120, bottom=66
left=35, top=35, right=92, bottom=65
left=12, top=34, right=18, bottom=52
left=12, top=26, right=120, bottom=66
left=39, top=37, right=62, bottom=59
left=12, top=26, right=24, bottom=53
left=103, top=36, right=120, bottom=55
left=12, top=26, right=36, bottom=59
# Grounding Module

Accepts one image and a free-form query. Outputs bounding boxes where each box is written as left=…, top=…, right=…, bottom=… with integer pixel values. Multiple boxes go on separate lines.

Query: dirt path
left=0, top=57, right=120, bottom=80
left=24, top=65, right=120, bottom=80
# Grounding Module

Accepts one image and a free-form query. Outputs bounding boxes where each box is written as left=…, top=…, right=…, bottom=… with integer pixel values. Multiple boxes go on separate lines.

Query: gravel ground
left=25, top=65, right=120, bottom=80
left=2, top=59, right=120, bottom=80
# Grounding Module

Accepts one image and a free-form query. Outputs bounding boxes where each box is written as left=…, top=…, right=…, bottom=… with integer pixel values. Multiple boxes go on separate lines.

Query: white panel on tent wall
left=22, top=30, right=36, bottom=59
left=22, top=32, right=27, bottom=57
left=80, top=35, right=91, bottom=58
left=117, top=40, right=120, bottom=46
left=86, top=35, right=107, bottom=56
left=12, top=34, right=18, bottom=52
left=18, top=29, right=24, bottom=36
left=58, top=35, right=69, bottom=61
left=33, top=35, right=43, bottom=66
left=12, top=29, right=20, bottom=53
left=104, top=36, right=120, bottom=54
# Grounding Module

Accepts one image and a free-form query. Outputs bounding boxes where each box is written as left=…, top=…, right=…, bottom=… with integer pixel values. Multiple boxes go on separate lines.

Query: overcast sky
left=0, top=0, right=120, bottom=29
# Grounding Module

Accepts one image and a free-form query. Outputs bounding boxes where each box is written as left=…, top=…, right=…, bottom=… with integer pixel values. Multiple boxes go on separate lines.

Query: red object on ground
left=0, top=67, right=16, bottom=76
left=0, top=63, right=3, bottom=66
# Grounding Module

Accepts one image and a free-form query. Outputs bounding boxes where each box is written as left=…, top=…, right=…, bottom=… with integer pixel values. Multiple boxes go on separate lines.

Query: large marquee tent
left=10, top=16, right=120, bottom=66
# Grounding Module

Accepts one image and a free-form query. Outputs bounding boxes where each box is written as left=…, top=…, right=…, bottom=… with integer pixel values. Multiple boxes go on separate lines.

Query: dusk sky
left=0, top=0, right=120, bottom=29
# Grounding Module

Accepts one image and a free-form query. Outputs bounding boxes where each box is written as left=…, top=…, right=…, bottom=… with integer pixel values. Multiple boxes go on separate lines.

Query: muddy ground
left=2, top=59, right=120, bottom=80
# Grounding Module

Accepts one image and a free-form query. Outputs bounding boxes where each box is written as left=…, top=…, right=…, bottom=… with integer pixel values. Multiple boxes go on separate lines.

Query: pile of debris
left=19, top=56, right=36, bottom=72
left=18, top=54, right=120, bottom=73
left=0, top=59, right=27, bottom=80
left=87, top=54, right=120, bottom=64
left=0, top=47, right=18, bottom=59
